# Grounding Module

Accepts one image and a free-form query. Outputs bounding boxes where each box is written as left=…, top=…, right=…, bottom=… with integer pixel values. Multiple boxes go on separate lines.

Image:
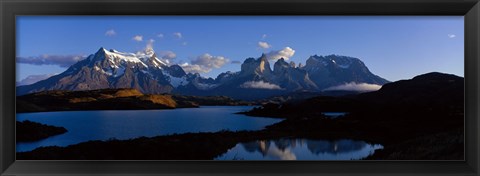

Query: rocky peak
left=240, top=54, right=272, bottom=77
left=305, top=55, right=325, bottom=67
left=273, top=58, right=291, bottom=75
left=164, top=65, right=186, bottom=77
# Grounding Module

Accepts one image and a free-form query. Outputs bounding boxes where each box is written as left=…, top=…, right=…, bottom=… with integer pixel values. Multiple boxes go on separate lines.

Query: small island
left=16, top=120, right=68, bottom=142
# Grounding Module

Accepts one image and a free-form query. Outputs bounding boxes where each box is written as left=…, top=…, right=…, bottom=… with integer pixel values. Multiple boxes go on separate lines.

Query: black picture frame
left=1, top=0, right=479, bottom=175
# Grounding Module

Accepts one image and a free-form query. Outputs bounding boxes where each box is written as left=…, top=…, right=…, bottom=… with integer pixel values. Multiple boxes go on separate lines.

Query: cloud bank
left=132, top=35, right=143, bottom=42
left=160, top=51, right=177, bottom=60
left=17, top=54, right=85, bottom=67
left=173, top=32, right=183, bottom=39
left=17, top=74, right=57, bottom=86
left=180, top=63, right=206, bottom=73
left=323, top=82, right=382, bottom=92
left=241, top=81, right=282, bottom=90
left=105, top=29, right=116, bottom=37
left=265, top=47, right=295, bottom=61
left=145, top=39, right=155, bottom=50
left=258, top=41, right=271, bottom=49
left=181, top=53, right=229, bottom=73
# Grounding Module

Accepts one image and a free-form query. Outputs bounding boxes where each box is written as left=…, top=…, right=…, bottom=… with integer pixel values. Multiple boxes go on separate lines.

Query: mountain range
left=17, top=47, right=389, bottom=100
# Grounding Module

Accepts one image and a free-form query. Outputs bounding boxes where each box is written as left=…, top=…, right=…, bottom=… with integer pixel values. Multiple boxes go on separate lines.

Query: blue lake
left=215, top=138, right=383, bottom=160
left=16, top=106, right=283, bottom=152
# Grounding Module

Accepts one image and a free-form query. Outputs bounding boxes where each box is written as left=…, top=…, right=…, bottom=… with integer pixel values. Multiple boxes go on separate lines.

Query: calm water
left=323, top=112, right=348, bottom=118
left=16, top=106, right=283, bottom=152
left=215, top=138, right=383, bottom=160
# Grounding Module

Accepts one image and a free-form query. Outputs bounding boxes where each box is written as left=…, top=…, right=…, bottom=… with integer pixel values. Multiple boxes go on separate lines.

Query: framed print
left=1, top=0, right=479, bottom=175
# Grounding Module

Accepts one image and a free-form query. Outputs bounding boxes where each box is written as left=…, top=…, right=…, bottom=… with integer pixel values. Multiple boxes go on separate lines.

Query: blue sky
left=16, top=16, right=464, bottom=82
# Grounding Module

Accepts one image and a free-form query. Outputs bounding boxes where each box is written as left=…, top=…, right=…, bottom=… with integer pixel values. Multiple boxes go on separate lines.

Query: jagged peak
left=276, top=58, right=287, bottom=63
left=260, top=53, right=267, bottom=58
left=258, top=53, right=269, bottom=62
left=240, top=54, right=273, bottom=75
left=274, top=58, right=289, bottom=68
left=96, top=47, right=108, bottom=54
left=243, top=57, right=256, bottom=63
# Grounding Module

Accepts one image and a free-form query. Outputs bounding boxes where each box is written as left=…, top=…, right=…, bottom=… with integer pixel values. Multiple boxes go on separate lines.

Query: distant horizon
left=16, top=16, right=464, bottom=83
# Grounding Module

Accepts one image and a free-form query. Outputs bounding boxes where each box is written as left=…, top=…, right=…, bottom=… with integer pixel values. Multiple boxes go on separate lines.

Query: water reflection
left=215, top=138, right=383, bottom=160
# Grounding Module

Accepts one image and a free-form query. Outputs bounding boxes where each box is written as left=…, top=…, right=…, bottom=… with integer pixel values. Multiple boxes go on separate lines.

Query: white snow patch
left=113, top=67, right=126, bottom=77
left=104, top=69, right=113, bottom=76
left=151, top=57, right=167, bottom=68
left=164, top=72, right=189, bottom=88
left=103, top=49, right=148, bottom=68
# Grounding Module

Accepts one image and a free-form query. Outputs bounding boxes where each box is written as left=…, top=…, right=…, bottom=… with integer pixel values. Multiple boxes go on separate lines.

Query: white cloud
left=17, top=73, right=57, bottom=86
left=160, top=51, right=177, bottom=60
left=265, top=47, right=295, bottom=61
left=157, top=33, right=164, bottom=38
left=323, top=82, right=382, bottom=92
left=258, top=41, right=271, bottom=49
left=17, top=54, right=85, bottom=67
left=173, top=32, right=183, bottom=39
left=180, top=53, right=229, bottom=73
left=180, top=63, right=209, bottom=73
left=240, top=81, right=282, bottom=90
left=192, top=53, right=229, bottom=69
left=132, top=35, right=143, bottom=42
left=262, top=34, right=267, bottom=39
left=145, top=39, right=155, bottom=50
left=182, top=41, right=188, bottom=46
left=105, top=29, right=116, bottom=37
left=448, top=34, right=456, bottom=38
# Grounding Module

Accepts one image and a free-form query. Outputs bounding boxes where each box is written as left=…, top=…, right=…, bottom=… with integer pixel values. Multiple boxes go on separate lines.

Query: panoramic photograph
left=15, top=16, right=464, bottom=160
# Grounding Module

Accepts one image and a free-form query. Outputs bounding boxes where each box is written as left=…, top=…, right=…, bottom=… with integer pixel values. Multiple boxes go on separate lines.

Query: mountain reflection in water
left=215, top=139, right=383, bottom=160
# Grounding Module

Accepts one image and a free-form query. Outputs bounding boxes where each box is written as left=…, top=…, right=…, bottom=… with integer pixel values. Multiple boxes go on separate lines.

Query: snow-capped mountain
left=17, top=47, right=390, bottom=100
left=303, top=55, right=389, bottom=89
left=17, top=47, right=188, bottom=95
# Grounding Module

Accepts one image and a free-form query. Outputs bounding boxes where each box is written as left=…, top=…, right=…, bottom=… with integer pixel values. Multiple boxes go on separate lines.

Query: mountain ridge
left=17, top=47, right=390, bottom=100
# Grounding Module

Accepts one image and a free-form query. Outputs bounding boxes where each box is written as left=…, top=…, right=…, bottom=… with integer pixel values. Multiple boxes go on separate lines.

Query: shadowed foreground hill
left=242, top=72, right=464, bottom=159
left=16, top=88, right=250, bottom=113
left=243, top=72, right=464, bottom=118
